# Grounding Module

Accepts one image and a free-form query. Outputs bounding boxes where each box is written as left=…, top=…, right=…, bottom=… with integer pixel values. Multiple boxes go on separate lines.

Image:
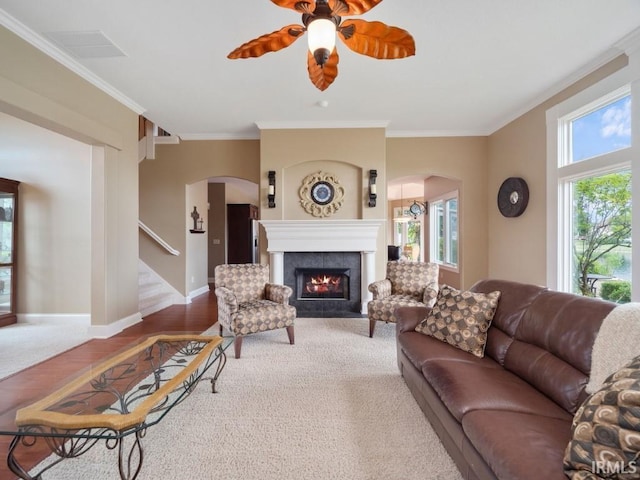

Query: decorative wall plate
left=497, top=177, right=529, bottom=217
left=310, top=181, right=334, bottom=205
left=299, top=171, right=345, bottom=217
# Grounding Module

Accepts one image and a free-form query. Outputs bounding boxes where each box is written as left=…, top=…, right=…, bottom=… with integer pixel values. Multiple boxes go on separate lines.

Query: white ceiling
left=1, top=1, right=640, bottom=140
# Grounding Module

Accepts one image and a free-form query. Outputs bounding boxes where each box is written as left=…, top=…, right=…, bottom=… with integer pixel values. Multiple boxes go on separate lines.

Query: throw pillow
left=415, top=285, right=501, bottom=358
left=564, top=355, right=640, bottom=480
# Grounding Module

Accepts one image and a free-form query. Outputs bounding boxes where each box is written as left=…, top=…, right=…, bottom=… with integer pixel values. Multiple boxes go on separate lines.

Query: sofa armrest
left=368, top=279, right=392, bottom=299
left=395, top=306, right=431, bottom=334
left=265, top=283, right=293, bottom=305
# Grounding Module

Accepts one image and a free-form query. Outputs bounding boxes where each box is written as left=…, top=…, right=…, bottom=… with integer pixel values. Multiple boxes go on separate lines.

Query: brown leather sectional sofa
left=395, top=279, right=615, bottom=480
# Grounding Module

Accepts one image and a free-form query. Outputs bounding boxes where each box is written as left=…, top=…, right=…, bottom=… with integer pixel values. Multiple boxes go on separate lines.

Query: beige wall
left=141, top=58, right=631, bottom=297
left=186, top=180, right=209, bottom=295
left=487, top=55, right=629, bottom=285
left=207, top=183, right=226, bottom=278
left=259, top=127, right=387, bottom=277
left=0, top=26, right=139, bottom=328
left=140, top=140, right=260, bottom=294
left=386, top=137, right=488, bottom=289
left=0, top=112, right=91, bottom=314
left=145, top=131, right=489, bottom=289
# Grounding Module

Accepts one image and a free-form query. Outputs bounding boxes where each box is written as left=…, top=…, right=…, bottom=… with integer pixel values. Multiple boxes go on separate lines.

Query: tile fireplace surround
left=260, top=220, right=384, bottom=315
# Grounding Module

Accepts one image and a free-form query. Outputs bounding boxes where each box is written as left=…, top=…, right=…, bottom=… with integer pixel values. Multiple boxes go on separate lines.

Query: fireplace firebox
left=284, top=251, right=361, bottom=318
left=296, top=268, right=349, bottom=300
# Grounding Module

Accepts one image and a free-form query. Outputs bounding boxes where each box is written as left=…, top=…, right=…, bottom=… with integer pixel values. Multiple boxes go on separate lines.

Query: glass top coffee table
left=0, top=333, right=232, bottom=480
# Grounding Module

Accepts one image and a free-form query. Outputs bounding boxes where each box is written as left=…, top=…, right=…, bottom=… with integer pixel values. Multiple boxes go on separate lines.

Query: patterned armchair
left=367, top=261, right=439, bottom=337
left=214, top=264, right=296, bottom=359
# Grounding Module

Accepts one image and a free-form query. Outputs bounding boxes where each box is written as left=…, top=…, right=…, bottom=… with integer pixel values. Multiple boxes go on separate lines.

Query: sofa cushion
left=422, top=359, right=572, bottom=422
left=463, top=410, right=571, bottom=480
left=415, top=285, right=501, bottom=358
left=503, top=291, right=615, bottom=414
left=398, top=330, right=502, bottom=372
left=563, top=355, right=640, bottom=480
left=470, top=279, right=547, bottom=365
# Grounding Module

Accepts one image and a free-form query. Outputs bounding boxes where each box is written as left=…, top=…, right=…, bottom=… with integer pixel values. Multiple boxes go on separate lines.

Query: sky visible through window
left=571, top=95, right=631, bottom=162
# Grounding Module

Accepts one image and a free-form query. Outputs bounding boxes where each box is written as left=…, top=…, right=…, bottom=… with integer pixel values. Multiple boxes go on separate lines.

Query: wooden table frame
left=4, top=334, right=229, bottom=480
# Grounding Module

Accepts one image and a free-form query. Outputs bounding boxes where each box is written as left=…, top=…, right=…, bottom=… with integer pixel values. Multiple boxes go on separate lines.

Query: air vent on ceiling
left=45, top=30, right=126, bottom=59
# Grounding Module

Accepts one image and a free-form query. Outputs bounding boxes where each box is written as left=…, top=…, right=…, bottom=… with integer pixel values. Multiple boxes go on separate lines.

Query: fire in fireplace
left=296, top=268, right=350, bottom=300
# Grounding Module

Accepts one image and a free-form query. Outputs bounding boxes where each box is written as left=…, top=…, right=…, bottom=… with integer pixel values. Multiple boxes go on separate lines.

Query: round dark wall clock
left=497, top=177, right=529, bottom=217
left=310, top=181, right=335, bottom=205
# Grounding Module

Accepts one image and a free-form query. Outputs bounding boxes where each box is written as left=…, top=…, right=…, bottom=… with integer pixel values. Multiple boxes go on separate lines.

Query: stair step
left=138, top=282, right=163, bottom=300
left=138, top=260, right=178, bottom=318
left=139, top=292, right=174, bottom=318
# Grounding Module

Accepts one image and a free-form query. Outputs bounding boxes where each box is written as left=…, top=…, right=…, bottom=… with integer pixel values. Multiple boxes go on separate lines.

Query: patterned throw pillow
left=563, top=355, right=640, bottom=480
left=415, top=285, right=501, bottom=358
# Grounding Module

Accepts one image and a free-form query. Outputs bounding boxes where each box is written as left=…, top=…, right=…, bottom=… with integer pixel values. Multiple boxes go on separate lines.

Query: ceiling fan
left=227, top=0, right=416, bottom=91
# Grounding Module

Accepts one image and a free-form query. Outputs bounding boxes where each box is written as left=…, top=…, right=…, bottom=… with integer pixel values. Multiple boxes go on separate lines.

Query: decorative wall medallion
left=497, top=177, right=529, bottom=217
left=299, top=171, right=345, bottom=217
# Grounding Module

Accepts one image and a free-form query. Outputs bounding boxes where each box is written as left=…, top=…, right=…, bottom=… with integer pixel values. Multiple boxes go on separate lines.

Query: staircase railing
left=139, top=220, right=180, bottom=256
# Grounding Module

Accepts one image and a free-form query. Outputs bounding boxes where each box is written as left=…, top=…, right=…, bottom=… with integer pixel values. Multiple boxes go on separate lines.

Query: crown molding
left=255, top=120, right=389, bottom=130
left=485, top=41, right=630, bottom=135
left=178, top=132, right=260, bottom=141
left=0, top=9, right=145, bottom=115
left=180, top=128, right=486, bottom=141
left=615, top=26, right=640, bottom=56
left=386, top=129, right=489, bottom=138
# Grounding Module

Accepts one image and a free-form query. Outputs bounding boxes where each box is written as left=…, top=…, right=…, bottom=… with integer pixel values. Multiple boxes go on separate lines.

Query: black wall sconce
left=268, top=170, right=276, bottom=208
left=368, top=169, right=377, bottom=207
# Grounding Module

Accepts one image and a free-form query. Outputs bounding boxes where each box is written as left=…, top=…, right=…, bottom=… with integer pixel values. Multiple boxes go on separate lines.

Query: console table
left=1, top=333, right=231, bottom=480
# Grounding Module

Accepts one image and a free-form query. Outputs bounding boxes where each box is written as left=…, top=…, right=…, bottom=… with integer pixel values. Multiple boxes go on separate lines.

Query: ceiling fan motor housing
left=303, top=0, right=341, bottom=66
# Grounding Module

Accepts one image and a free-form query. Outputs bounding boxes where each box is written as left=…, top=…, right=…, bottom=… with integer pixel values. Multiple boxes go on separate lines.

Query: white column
left=269, top=251, right=284, bottom=284
left=361, top=250, right=376, bottom=313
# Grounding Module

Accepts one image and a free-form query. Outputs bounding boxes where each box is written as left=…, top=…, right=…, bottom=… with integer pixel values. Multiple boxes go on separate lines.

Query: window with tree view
left=554, top=89, right=632, bottom=303
left=573, top=171, right=631, bottom=302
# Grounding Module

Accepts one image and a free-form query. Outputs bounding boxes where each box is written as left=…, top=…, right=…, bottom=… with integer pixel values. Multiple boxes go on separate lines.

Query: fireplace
left=296, top=268, right=350, bottom=300
left=260, top=219, right=384, bottom=316
left=284, top=252, right=360, bottom=317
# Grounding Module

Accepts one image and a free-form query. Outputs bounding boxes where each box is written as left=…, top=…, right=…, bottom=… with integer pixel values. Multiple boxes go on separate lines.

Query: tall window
left=548, top=83, right=633, bottom=302
left=430, top=192, right=458, bottom=269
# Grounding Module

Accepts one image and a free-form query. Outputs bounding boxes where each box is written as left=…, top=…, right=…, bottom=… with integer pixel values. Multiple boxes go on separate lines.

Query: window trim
left=546, top=64, right=638, bottom=298
left=429, top=190, right=459, bottom=271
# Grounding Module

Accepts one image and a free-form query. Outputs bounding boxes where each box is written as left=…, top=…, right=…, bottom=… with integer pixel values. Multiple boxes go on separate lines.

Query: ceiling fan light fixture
left=307, top=18, right=336, bottom=66
left=227, top=0, right=416, bottom=90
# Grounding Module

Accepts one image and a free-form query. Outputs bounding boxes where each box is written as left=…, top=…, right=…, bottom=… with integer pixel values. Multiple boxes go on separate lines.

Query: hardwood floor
left=0, top=288, right=217, bottom=479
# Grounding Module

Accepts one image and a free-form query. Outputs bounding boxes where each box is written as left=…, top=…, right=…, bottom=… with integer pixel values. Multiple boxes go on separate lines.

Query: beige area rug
left=31, top=318, right=462, bottom=480
left=0, top=319, right=90, bottom=380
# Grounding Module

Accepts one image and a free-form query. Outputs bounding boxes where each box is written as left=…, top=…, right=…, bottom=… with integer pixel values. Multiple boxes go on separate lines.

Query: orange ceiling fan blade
left=228, top=25, right=305, bottom=59
left=271, top=0, right=316, bottom=13
left=338, top=19, right=415, bottom=59
left=329, top=0, right=383, bottom=15
left=307, top=49, right=339, bottom=91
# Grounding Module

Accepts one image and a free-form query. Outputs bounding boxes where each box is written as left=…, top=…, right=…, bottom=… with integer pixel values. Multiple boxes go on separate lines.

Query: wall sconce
left=268, top=170, right=276, bottom=208
left=368, top=169, right=377, bottom=207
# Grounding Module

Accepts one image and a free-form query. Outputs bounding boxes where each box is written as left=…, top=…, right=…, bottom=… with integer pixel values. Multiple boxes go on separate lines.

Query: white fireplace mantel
left=260, top=219, right=385, bottom=313
left=260, top=219, right=383, bottom=253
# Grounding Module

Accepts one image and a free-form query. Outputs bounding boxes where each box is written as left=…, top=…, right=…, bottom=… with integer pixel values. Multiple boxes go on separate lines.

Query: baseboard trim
left=188, top=285, right=210, bottom=301
left=87, top=312, right=143, bottom=339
